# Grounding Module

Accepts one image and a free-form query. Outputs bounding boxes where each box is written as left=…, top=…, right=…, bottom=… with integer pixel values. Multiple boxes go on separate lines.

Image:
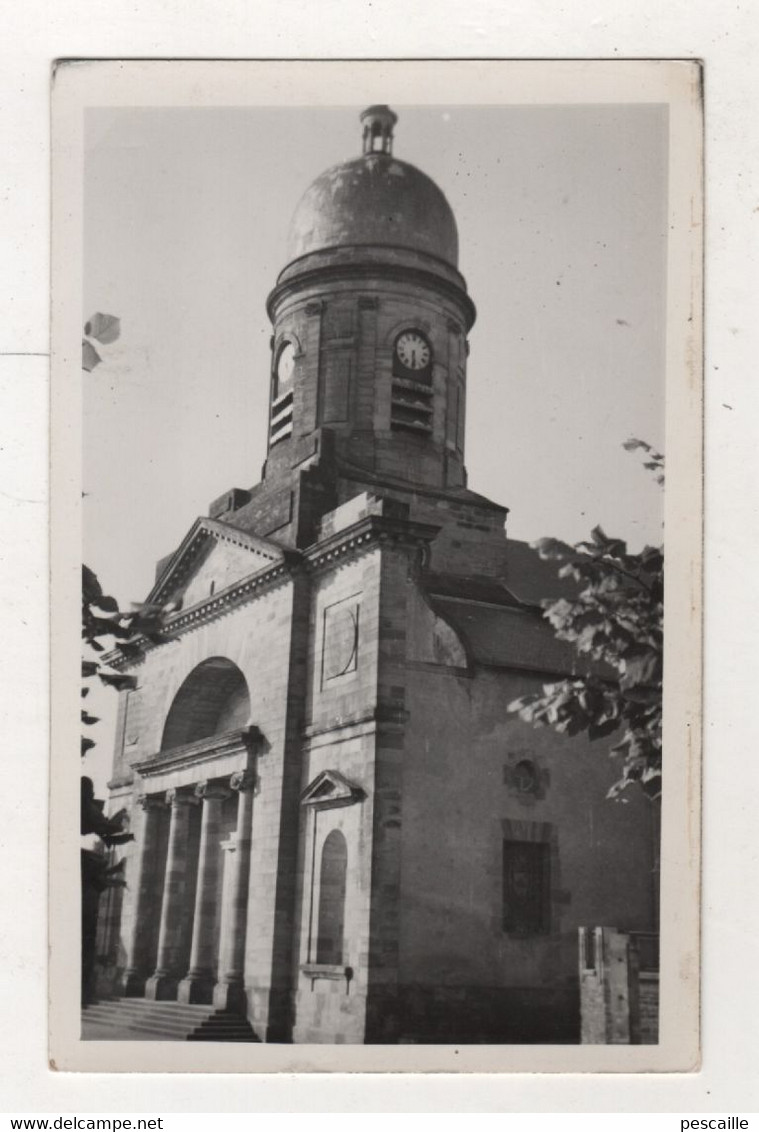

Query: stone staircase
left=81, top=999, right=261, bottom=1042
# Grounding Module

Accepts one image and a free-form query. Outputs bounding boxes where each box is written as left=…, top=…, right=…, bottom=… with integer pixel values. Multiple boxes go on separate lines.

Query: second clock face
left=396, top=331, right=431, bottom=372
left=276, top=342, right=296, bottom=387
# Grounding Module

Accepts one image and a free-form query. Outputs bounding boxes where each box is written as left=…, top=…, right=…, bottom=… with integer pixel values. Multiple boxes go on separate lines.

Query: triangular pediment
left=147, top=517, right=287, bottom=608
left=300, top=770, right=364, bottom=809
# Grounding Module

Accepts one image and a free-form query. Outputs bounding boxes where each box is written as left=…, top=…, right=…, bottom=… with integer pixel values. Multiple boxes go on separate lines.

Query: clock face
left=396, top=331, right=431, bottom=372
left=276, top=342, right=296, bottom=388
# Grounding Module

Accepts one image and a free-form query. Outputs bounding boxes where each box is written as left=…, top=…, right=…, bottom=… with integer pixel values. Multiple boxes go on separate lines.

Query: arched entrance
left=124, top=659, right=255, bottom=1005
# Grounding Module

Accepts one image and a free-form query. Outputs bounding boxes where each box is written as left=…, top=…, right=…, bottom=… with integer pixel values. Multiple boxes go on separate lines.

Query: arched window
left=160, top=657, right=250, bottom=750
left=316, top=830, right=348, bottom=965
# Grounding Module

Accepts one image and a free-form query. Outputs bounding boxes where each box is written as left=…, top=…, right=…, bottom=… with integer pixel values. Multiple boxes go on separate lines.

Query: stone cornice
left=303, top=513, right=441, bottom=573
left=267, top=259, right=476, bottom=331
left=106, top=514, right=440, bottom=666
left=302, top=709, right=377, bottom=743
left=148, top=516, right=286, bottom=606
left=105, top=555, right=300, bottom=668
left=133, top=726, right=261, bottom=781
left=334, top=460, right=509, bottom=516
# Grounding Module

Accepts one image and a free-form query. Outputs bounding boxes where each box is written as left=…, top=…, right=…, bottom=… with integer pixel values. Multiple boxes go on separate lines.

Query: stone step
left=81, top=999, right=259, bottom=1043
left=189, top=1013, right=261, bottom=1042
left=84, top=1013, right=213, bottom=1034
left=86, top=1019, right=203, bottom=1039
left=87, top=996, right=211, bottom=1009
left=83, top=1018, right=210, bottom=1036
left=86, top=1000, right=214, bottom=1020
left=84, top=1027, right=191, bottom=1040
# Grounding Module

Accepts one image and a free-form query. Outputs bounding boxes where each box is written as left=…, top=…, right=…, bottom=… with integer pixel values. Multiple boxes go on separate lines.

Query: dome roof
left=286, top=113, right=459, bottom=268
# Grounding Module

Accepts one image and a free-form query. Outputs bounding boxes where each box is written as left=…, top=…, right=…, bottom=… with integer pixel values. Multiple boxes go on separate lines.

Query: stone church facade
left=103, top=106, right=657, bottom=1044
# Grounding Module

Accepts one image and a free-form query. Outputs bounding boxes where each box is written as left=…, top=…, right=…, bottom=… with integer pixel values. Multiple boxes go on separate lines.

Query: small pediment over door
left=147, top=517, right=287, bottom=609
left=300, top=770, right=365, bottom=809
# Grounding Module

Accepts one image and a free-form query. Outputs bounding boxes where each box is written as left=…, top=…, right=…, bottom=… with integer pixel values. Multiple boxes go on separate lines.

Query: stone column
left=145, top=789, right=198, bottom=1001
left=177, top=781, right=230, bottom=1004
left=213, top=769, right=256, bottom=1011
left=121, top=794, right=167, bottom=997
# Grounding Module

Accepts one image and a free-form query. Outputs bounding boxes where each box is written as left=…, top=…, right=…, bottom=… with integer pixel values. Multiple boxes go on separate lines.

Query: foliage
left=81, top=565, right=175, bottom=753
left=80, top=313, right=152, bottom=754
left=82, top=312, right=121, bottom=372
left=508, top=453, right=663, bottom=800
left=80, top=313, right=135, bottom=1003
left=622, top=437, right=665, bottom=485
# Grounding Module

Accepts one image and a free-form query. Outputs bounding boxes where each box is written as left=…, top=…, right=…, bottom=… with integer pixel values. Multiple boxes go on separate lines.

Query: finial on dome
left=360, top=105, right=398, bottom=156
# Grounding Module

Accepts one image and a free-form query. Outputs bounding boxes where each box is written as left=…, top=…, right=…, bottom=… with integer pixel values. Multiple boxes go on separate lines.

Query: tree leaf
left=620, top=651, right=661, bottom=691
left=84, top=312, right=121, bottom=345
left=532, top=537, right=575, bottom=560
left=588, top=717, right=619, bottom=741
left=82, top=339, right=101, bottom=372
left=85, top=614, right=123, bottom=640
left=98, top=672, right=138, bottom=691
left=82, top=565, right=102, bottom=602
left=92, top=594, right=120, bottom=614
left=622, top=438, right=650, bottom=453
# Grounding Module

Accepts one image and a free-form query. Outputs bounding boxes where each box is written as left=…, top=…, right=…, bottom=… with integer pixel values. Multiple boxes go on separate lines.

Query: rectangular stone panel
left=321, top=352, right=352, bottom=424
left=321, top=594, right=361, bottom=686
left=323, top=302, right=355, bottom=340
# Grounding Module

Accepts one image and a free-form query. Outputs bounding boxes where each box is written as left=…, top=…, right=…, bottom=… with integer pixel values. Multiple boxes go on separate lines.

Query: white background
left=1, top=0, right=757, bottom=1114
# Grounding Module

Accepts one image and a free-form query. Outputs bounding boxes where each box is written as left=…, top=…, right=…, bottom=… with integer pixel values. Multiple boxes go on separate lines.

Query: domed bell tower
left=263, top=106, right=476, bottom=494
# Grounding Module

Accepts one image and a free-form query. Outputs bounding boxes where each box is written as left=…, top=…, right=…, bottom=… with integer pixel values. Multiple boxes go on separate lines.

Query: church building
left=101, top=106, right=657, bottom=1044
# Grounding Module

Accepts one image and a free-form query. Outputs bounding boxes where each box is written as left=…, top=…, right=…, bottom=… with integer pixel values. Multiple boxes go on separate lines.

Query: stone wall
left=104, top=483, right=658, bottom=1045
left=291, top=541, right=382, bottom=1043
left=265, top=267, right=471, bottom=493
left=369, top=562, right=657, bottom=1043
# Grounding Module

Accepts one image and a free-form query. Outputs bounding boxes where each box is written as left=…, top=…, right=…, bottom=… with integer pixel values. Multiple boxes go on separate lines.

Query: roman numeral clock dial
left=396, top=330, right=431, bottom=372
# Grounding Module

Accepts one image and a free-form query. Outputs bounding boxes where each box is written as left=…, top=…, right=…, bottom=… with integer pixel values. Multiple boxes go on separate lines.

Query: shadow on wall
left=161, top=657, right=251, bottom=750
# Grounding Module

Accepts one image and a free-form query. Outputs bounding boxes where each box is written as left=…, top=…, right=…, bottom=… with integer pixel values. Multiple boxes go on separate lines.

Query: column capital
left=165, top=788, right=199, bottom=808
left=137, top=793, right=168, bottom=812
left=230, top=769, right=257, bottom=793
left=194, top=780, right=231, bottom=802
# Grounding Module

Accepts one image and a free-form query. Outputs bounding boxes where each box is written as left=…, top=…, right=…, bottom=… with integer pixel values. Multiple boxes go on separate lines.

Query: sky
left=83, top=103, right=667, bottom=612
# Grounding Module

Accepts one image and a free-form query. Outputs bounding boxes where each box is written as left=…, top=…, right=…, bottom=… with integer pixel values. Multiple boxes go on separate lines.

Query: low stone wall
left=638, top=972, right=660, bottom=1044
left=579, top=926, right=659, bottom=1044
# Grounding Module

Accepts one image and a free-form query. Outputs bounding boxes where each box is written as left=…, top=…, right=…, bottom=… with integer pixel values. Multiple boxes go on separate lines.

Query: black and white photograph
left=50, top=59, right=702, bottom=1073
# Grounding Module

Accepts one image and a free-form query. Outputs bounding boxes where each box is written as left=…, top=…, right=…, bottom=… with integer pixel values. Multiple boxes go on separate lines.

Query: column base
left=177, top=974, right=215, bottom=1005
left=121, top=970, right=148, bottom=998
left=145, top=973, right=179, bottom=1001
left=212, top=979, right=248, bottom=1013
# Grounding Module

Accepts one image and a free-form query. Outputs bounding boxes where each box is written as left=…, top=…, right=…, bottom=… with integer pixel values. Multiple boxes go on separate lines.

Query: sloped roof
left=423, top=541, right=584, bottom=676
left=148, top=517, right=288, bottom=606
left=423, top=570, right=526, bottom=609
left=430, top=596, right=580, bottom=676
